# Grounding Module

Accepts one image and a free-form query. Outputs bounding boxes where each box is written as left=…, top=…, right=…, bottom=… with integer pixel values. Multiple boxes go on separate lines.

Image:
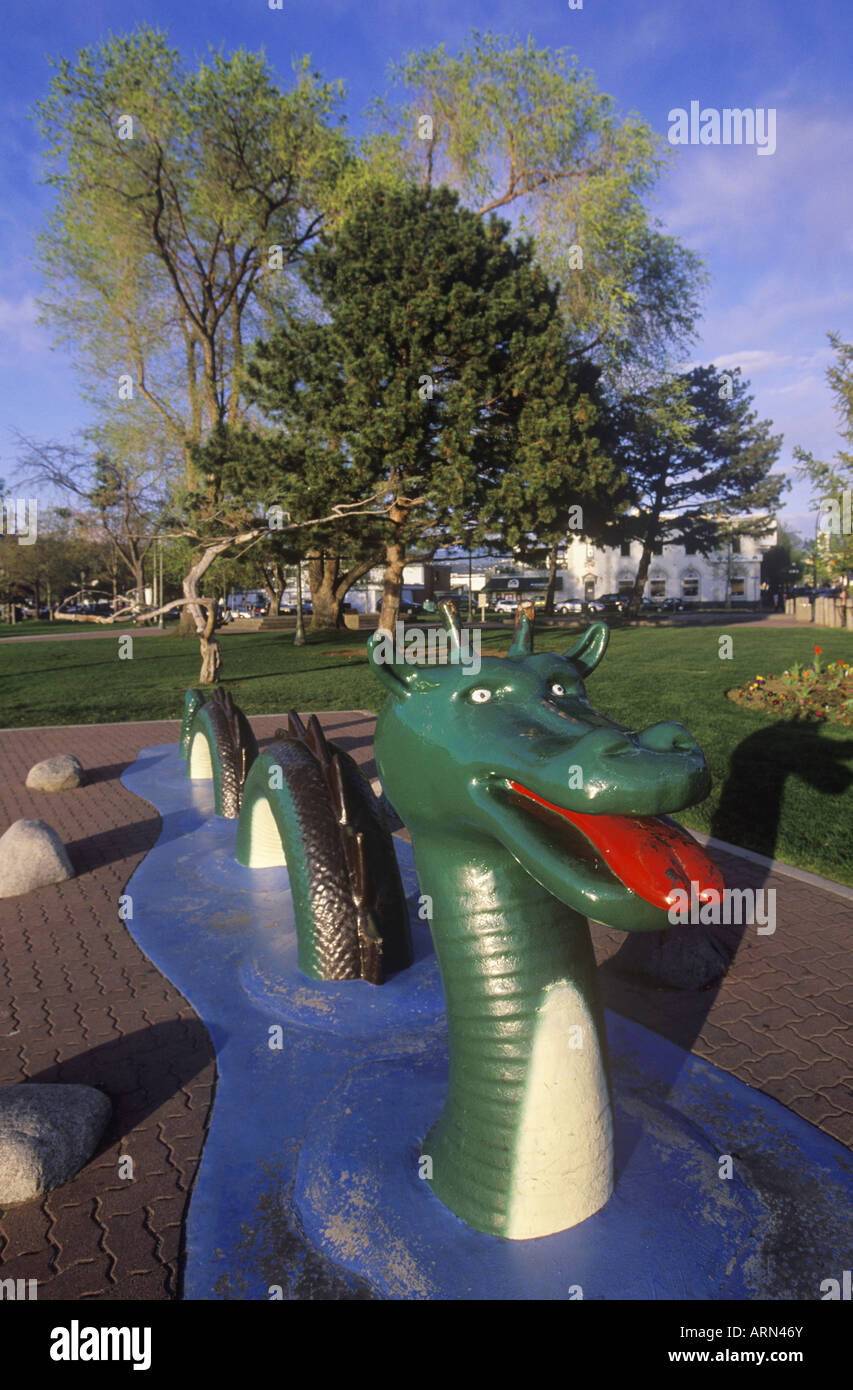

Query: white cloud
left=0, top=294, right=45, bottom=355
left=711, top=349, right=792, bottom=374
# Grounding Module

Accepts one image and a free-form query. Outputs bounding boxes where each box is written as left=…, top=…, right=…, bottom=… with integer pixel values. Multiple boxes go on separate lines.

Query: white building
left=562, top=524, right=775, bottom=607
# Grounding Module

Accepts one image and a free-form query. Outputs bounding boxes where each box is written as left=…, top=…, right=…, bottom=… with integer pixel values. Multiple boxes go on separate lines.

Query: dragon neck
left=411, top=829, right=614, bottom=1239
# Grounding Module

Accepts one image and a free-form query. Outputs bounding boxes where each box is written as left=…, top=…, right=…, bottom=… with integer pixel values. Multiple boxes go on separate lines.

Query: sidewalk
left=0, top=712, right=850, bottom=1299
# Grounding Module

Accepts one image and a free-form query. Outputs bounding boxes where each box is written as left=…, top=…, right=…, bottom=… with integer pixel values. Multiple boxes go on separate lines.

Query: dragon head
left=369, top=601, right=722, bottom=931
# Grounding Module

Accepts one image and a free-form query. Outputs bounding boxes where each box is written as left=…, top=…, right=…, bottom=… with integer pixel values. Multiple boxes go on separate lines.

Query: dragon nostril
left=637, top=721, right=698, bottom=755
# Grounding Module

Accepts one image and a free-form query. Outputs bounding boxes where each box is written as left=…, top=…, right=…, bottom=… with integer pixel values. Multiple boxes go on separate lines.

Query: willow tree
left=32, top=26, right=352, bottom=630
left=362, top=31, right=706, bottom=386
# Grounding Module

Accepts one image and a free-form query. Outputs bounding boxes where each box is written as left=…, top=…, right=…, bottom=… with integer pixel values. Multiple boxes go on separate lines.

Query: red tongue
left=508, top=781, right=724, bottom=911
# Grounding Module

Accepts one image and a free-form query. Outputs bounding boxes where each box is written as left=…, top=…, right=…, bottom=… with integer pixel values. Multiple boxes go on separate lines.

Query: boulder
left=25, top=755, right=83, bottom=791
left=0, top=819, right=74, bottom=898
left=608, top=925, right=732, bottom=991
left=0, top=1083, right=112, bottom=1205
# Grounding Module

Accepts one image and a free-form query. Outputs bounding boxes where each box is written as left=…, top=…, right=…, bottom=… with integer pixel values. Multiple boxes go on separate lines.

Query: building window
left=682, top=576, right=699, bottom=598
left=620, top=541, right=631, bottom=557
left=730, top=577, right=745, bottom=597
left=684, top=538, right=698, bottom=555
left=586, top=543, right=595, bottom=561
left=651, top=541, right=663, bottom=556
left=650, top=579, right=666, bottom=598
left=731, top=537, right=741, bottom=555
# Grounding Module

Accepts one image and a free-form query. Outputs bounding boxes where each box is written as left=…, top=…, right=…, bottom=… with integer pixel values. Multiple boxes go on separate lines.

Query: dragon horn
left=287, top=710, right=307, bottom=741
left=508, top=602, right=535, bottom=660
left=565, top=621, right=610, bottom=678
left=436, top=599, right=463, bottom=660
left=305, top=713, right=331, bottom=767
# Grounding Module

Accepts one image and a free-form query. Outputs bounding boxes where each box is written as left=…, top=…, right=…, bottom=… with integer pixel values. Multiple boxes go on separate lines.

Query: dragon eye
left=470, top=688, right=492, bottom=703
left=549, top=682, right=567, bottom=698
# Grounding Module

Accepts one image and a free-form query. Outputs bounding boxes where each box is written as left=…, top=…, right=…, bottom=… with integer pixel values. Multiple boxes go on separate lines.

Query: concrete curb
left=692, top=831, right=853, bottom=904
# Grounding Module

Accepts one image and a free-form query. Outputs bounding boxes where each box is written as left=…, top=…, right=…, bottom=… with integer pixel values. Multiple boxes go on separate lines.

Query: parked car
left=587, top=593, right=628, bottom=614
left=556, top=599, right=584, bottom=615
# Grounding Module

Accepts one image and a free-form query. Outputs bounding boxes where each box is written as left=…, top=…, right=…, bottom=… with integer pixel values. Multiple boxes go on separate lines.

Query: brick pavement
left=0, top=713, right=376, bottom=1300
left=1, top=710, right=851, bottom=1300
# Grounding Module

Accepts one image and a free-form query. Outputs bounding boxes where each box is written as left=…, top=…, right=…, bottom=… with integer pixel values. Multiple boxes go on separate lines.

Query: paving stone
left=789, top=1012, right=848, bottom=1041
left=739, top=1053, right=810, bottom=1088
left=802, top=1057, right=853, bottom=1092
left=0, top=1199, right=54, bottom=1257
left=819, top=1112, right=853, bottom=1146
left=41, top=1259, right=115, bottom=1300
left=813, top=1080, right=853, bottom=1113
left=759, top=1026, right=833, bottom=1069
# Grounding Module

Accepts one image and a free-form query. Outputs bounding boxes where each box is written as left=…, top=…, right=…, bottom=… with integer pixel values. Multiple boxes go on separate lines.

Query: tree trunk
left=335, top=554, right=383, bottom=616
left=178, top=541, right=234, bottom=636
left=308, top=552, right=342, bottom=629
left=198, top=605, right=222, bottom=684
left=626, top=544, right=653, bottom=619
left=260, top=561, right=285, bottom=617
left=379, top=537, right=406, bottom=633
left=544, top=541, right=559, bottom=616
left=307, top=552, right=381, bottom=629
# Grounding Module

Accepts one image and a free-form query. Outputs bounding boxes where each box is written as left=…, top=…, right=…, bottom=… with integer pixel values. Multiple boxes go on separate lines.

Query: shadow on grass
left=601, top=716, right=853, bottom=1073
left=711, top=717, right=853, bottom=858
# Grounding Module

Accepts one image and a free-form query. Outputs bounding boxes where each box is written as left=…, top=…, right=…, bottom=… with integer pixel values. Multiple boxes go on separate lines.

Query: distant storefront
left=483, top=573, right=563, bottom=603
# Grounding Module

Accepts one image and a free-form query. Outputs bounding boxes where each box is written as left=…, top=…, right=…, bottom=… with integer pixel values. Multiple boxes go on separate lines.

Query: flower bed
left=727, top=647, right=853, bottom=725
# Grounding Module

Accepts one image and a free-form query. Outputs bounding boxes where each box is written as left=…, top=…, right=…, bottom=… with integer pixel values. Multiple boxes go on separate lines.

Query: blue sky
left=2, top=0, right=851, bottom=538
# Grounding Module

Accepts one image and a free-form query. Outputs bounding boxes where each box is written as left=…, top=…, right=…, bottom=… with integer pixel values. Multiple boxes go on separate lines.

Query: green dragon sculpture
left=180, top=687, right=259, bottom=818
left=368, top=600, right=723, bottom=1240
left=236, top=711, right=412, bottom=984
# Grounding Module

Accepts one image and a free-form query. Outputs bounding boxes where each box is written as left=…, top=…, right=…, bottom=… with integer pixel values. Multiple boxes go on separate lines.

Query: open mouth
left=507, top=780, right=723, bottom=911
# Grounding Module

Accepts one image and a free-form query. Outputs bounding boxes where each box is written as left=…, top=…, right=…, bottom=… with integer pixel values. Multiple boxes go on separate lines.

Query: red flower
left=815, top=646, right=822, bottom=654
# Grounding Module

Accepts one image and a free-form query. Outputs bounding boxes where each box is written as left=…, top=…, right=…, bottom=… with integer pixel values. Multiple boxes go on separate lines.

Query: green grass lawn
left=1, top=622, right=851, bottom=884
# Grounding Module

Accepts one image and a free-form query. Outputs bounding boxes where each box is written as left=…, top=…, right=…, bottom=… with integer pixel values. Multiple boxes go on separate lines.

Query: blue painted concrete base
left=121, top=744, right=853, bottom=1300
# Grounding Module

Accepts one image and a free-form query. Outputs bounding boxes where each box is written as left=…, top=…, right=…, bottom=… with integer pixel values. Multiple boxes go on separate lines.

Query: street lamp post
left=158, top=539, right=164, bottom=629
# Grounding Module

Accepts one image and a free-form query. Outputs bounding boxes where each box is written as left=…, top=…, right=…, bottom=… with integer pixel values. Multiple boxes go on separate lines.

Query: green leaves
left=364, top=30, right=706, bottom=380
left=609, top=365, right=786, bottom=563
left=32, top=25, right=350, bottom=462
left=242, top=184, right=607, bottom=565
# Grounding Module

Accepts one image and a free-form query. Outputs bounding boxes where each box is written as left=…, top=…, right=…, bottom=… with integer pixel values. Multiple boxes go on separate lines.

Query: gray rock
left=25, top=755, right=83, bottom=791
left=0, top=1083, right=111, bottom=1205
left=609, top=926, right=732, bottom=990
left=0, top=819, right=74, bottom=898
